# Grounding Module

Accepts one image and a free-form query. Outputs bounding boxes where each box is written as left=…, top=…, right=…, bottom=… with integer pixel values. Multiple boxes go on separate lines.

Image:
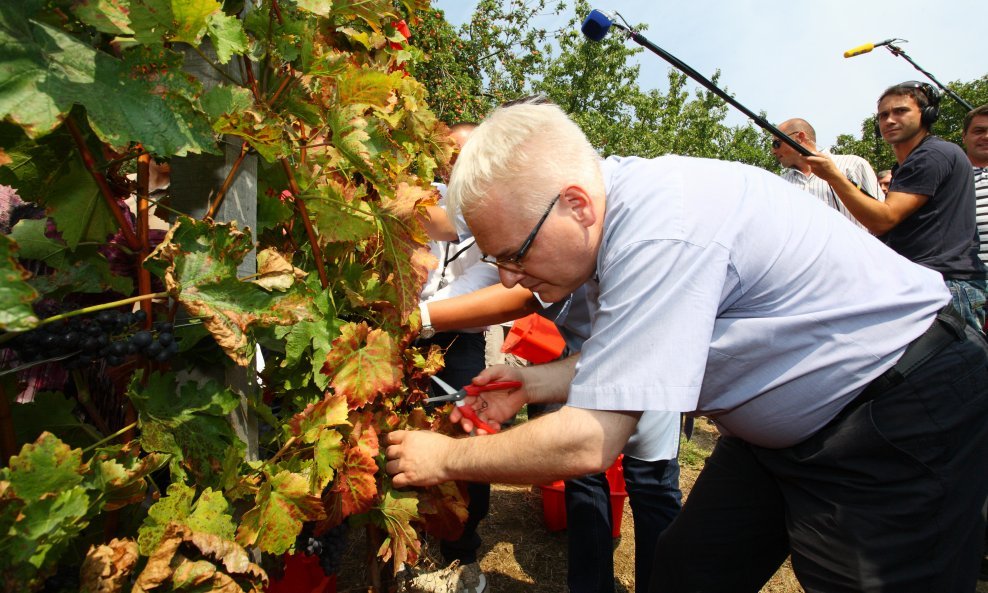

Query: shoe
left=408, top=560, right=488, bottom=593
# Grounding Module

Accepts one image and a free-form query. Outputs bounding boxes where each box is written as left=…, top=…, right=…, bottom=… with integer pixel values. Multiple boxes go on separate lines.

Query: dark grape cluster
left=296, top=522, right=349, bottom=576
left=4, top=309, right=180, bottom=369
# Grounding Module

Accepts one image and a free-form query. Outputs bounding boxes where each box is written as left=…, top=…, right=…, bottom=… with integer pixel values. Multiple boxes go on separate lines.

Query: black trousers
left=649, top=325, right=988, bottom=593
left=421, top=331, right=490, bottom=565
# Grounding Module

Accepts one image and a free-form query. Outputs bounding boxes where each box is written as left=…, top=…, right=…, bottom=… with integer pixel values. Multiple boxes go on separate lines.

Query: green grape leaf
left=304, top=178, right=377, bottom=244
left=5, top=432, right=85, bottom=501
left=321, top=322, right=402, bottom=409
left=314, top=429, right=345, bottom=490
left=70, top=0, right=134, bottom=35
left=199, top=84, right=254, bottom=121
left=0, top=234, right=39, bottom=331
left=288, top=393, right=350, bottom=443
left=146, top=217, right=316, bottom=365
left=30, top=255, right=134, bottom=297
left=43, top=159, right=116, bottom=249
left=128, top=372, right=244, bottom=487
left=90, top=442, right=167, bottom=511
left=0, top=16, right=214, bottom=155
left=205, top=11, right=248, bottom=64
left=129, top=0, right=219, bottom=45
left=0, top=124, right=73, bottom=201
left=375, top=485, right=420, bottom=566
left=377, top=213, right=435, bottom=322
left=138, top=483, right=236, bottom=556
left=9, top=219, right=70, bottom=268
left=295, top=0, right=333, bottom=16
left=337, top=67, right=399, bottom=109
left=235, top=470, right=325, bottom=555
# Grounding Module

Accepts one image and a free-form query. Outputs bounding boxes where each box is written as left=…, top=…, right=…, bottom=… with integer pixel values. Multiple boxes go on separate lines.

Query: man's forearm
left=443, top=405, right=637, bottom=484
left=828, top=174, right=900, bottom=234
left=428, top=284, right=540, bottom=332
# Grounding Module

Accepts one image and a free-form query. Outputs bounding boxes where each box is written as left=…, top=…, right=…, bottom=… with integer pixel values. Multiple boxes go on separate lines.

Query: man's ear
left=561, top=186, right=597, bottom=228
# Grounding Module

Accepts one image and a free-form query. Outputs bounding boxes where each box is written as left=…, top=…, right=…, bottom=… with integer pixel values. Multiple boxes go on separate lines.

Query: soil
left=337, top=418, right=988, bottom=593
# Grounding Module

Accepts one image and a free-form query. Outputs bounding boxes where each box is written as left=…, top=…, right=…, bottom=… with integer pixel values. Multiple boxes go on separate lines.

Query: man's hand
left=448, top=365, right=528, bottom=434
left=805, top=153, right=842, bottom=183
left=385, top=430, right=455, bottom=487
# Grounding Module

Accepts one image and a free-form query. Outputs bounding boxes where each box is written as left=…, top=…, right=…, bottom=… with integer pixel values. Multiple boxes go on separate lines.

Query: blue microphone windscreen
left=581, top=9, right=612, bottom=42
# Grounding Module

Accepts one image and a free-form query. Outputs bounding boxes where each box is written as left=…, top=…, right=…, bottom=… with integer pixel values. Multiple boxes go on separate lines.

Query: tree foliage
left=0, top=1, right=469, bottom=591
left=418, top=0, right=778, bottom=168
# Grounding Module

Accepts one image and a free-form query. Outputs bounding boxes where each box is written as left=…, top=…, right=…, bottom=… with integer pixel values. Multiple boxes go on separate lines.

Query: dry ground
left=338, top=418, right=988, bottom=592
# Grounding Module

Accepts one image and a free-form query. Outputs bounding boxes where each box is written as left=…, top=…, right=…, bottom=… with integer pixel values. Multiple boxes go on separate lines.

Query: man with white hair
left=385, top=100, right=988, bottom=592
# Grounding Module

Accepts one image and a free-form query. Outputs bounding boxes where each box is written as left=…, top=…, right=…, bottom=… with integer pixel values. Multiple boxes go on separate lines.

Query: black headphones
left=875, top=80, right=941, bottom=137
left=899, top=80, right=941, bottom=127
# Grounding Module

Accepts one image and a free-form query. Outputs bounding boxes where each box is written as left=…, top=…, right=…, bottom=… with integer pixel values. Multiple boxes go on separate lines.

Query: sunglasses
left=771, top=131, right=800, bottom=150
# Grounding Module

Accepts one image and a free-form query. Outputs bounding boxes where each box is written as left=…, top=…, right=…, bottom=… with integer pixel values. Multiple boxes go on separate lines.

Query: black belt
left=852, top=304, right=966, bottom=408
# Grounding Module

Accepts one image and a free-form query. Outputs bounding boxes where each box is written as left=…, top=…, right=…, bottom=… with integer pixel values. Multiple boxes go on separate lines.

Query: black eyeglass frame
left=481, top=193, right=560, bottom=271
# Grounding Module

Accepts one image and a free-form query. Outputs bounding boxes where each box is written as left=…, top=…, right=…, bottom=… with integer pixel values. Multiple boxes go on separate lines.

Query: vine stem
left=136, top=152, right=153, bottom=325
left=70, top=369, right=111, bottom=436
left=0, top=381, right=16, bottom=465
left=280, top=158, right=329, bottom=289
left=5, top=293, right=170, bottom=338
left=66, top=118, right=141, bottom=251
left=81, top=421, right=139, bottom=454
left=266, top=69, right=295, bottom=107
left=205, top=141, right=250, bottom=221
left=267, top=435, right=297, bottom=465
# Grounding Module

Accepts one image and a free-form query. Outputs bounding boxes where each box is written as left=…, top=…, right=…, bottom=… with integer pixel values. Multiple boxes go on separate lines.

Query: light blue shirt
left=541, top=286, right=680, bottom=462
left=568, top=156, right=949, bottom=448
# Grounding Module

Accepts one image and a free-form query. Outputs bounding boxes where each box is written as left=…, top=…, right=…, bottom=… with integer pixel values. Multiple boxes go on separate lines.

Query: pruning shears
left=426, top=375, right=522, bottom=435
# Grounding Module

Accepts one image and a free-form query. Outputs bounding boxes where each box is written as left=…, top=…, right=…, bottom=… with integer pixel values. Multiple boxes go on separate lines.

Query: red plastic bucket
left=501, top=314, right=565, bottom=364
left=538, top=455, right=627, bottom=538
left=267, top=553, right=337, bottom=593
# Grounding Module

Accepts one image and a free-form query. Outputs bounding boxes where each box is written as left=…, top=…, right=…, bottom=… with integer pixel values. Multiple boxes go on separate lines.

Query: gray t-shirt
left=568, top=156, right=949, bottom=448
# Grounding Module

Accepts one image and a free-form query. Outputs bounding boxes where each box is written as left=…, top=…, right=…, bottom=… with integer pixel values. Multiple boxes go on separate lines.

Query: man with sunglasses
left=770, top=118, right=883, bottom=229
left=807, top=81, right=987, bottom=331
left=385, top=99, right=988, bottom=592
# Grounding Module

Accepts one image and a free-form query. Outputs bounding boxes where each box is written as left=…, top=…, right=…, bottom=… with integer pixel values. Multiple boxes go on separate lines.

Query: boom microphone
left=843, top=39, right=896, bottom=58
left=580, top=8, right=813, bottom=158
left=581, top=9, right=625, bottom=41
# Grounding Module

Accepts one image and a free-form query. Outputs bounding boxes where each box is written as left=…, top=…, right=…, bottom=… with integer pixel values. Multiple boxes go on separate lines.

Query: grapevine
left=0, top=1, right=466, bottom=592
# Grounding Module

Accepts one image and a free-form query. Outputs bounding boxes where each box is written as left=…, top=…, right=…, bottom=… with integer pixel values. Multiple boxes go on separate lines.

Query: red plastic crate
left=538, top=455, right=627, bottom=538
left=267, top=552, right=337, bottom=593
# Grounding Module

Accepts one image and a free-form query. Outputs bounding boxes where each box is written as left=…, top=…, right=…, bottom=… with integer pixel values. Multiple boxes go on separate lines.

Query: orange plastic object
left=538, top=455, right=626, bottom=538
left=501, top=313, right=565, bottom=364
left=268, top=553, right=337, bottom=593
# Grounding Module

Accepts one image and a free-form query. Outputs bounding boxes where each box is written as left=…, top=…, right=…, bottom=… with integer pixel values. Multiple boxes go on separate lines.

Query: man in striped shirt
left=771, top=118, right=884, bottom=229
left=962, top=104, right=988, bottom=268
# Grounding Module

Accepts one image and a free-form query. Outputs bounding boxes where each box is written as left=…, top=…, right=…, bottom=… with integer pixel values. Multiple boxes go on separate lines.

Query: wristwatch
left=418, top=302, right=436, bottom=340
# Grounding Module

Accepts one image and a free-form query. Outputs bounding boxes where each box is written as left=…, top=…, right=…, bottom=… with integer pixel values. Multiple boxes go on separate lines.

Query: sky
left=432, top=0, right=986, bottom=150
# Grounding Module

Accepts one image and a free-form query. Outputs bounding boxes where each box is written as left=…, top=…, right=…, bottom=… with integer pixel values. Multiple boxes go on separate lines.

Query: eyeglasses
left=480, top=193, right=559, bottom=272
left=771, top=131, right=800, bottom=150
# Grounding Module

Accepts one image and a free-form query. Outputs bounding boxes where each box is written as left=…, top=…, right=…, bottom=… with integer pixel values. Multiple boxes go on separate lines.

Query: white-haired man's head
left=445, top=100, right=606, bottom=303
left=447, top=100, right=602, bottom=221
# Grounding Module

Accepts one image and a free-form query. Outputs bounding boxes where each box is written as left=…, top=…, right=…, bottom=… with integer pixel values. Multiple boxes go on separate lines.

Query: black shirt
left=886, top=135, right=986, bottom=280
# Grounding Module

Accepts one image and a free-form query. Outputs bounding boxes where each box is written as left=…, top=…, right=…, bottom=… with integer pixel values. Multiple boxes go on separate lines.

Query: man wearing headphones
left=808, top=81, right=987, bottom=331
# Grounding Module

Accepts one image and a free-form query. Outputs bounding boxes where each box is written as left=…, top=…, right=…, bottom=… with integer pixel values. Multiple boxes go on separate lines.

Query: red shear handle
left=463, top=381, right=522, bottom=396
left=456, top=402, right=499, bottom=434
